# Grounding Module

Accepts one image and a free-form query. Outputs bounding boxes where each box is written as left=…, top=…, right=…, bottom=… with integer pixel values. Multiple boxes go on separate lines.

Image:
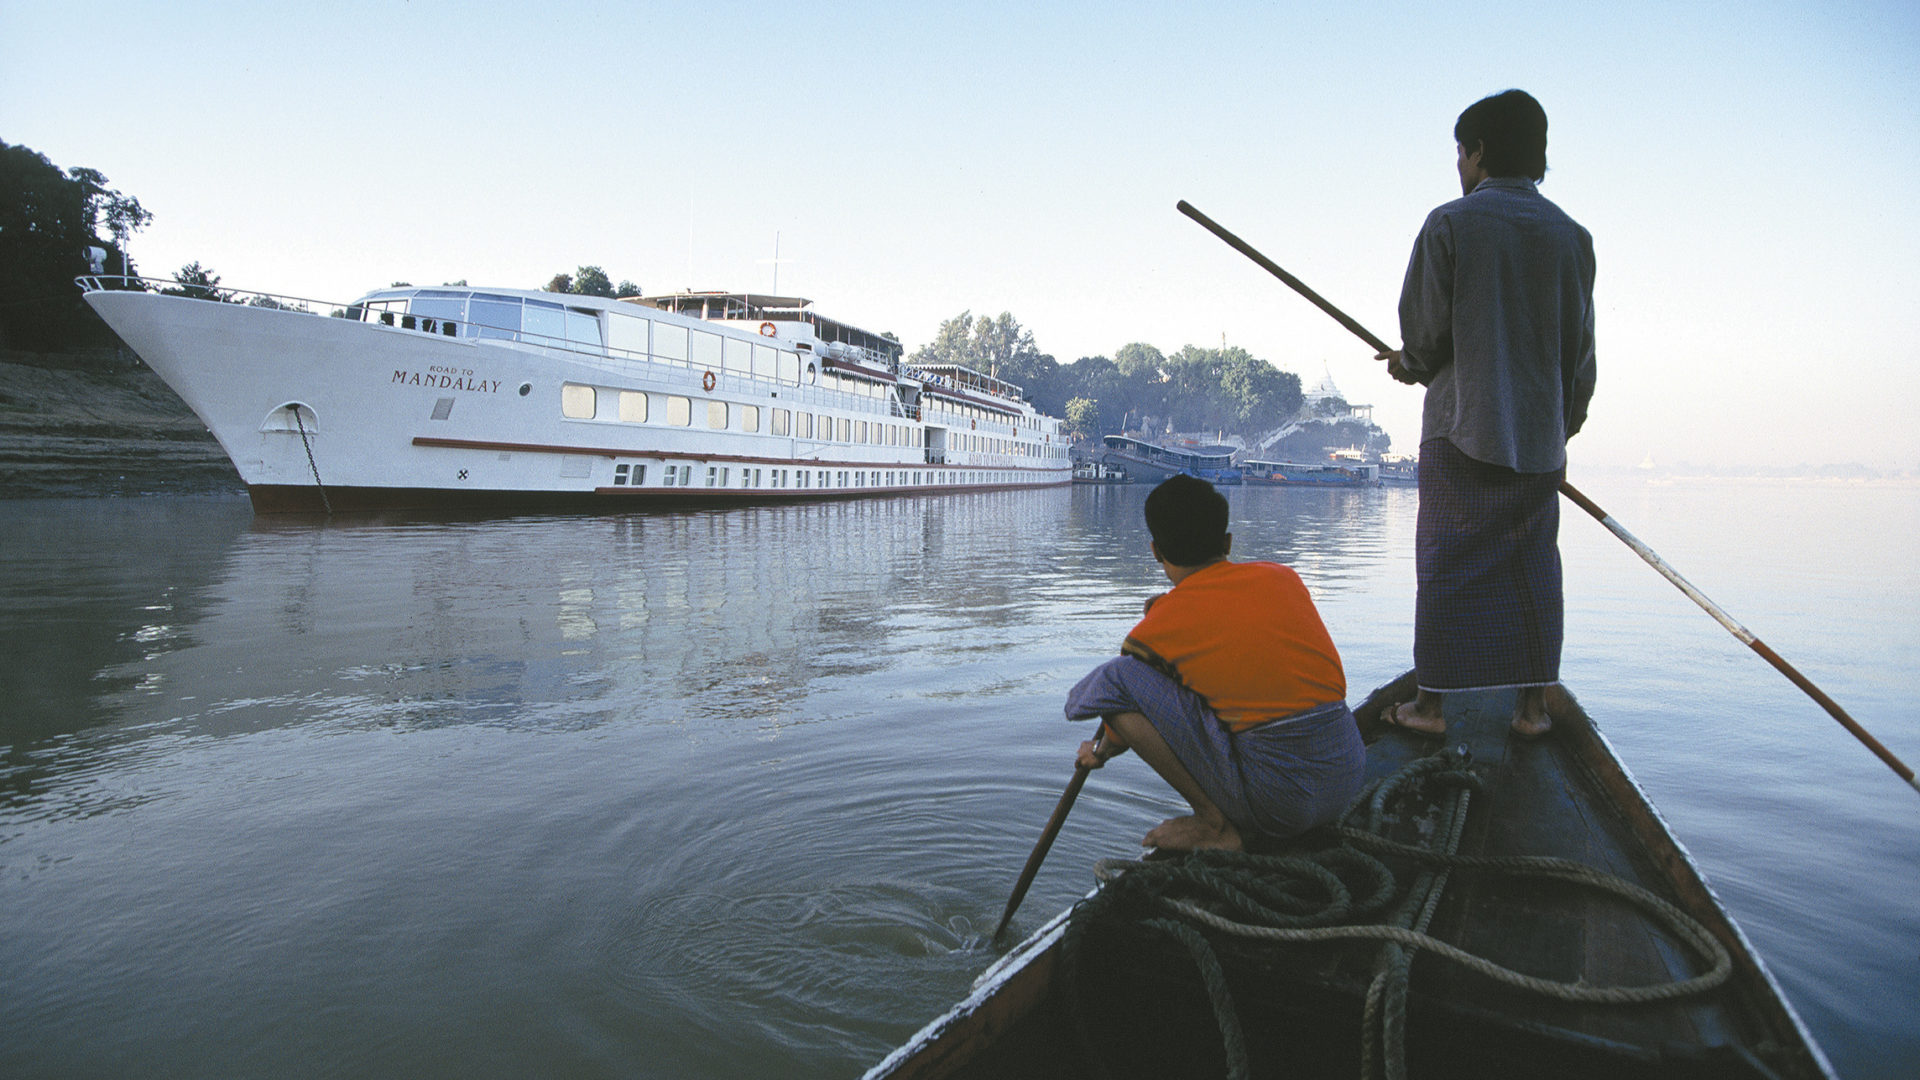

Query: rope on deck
left=1060, top=753, right=1734, bottom=1080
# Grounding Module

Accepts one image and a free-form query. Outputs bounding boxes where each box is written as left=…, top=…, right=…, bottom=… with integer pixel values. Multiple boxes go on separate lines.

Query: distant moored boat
left=1098, top=434, right=1241, bottom=485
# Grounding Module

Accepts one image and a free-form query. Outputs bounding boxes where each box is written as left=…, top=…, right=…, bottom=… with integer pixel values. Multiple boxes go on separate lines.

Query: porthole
left=518, top=383, right=532, bottom=397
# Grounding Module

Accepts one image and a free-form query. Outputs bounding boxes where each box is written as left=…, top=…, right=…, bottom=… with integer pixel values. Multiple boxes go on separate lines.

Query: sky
left=4, top=0, right=1917, bottom=469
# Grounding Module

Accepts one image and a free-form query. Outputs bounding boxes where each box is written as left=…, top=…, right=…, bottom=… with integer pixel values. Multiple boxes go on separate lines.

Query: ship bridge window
left=565, top=309, right=602, bottom=349
left=359, top=298, right=405, bottom=324
left=608, top=312, right=649, bottom=356
left=409, top=296, right=464, bottom=330
left=469, top=296, right=521, bottom=340
left=524, top=300, right=565, bottom=344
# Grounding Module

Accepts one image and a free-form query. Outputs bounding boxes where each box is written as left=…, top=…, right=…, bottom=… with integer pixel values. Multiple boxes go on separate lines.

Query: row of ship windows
left=611, top=465, right=1024, bottom=489
left=562, top=384, right=1066, bottom=458
left=376, top=292, right=1046, bottom=434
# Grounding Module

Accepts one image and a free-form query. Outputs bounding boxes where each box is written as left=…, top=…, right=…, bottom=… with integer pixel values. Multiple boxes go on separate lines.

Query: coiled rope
left=1061, top=753, right=1733, bottom=1080
left=292, top=407, right=332, bottom=514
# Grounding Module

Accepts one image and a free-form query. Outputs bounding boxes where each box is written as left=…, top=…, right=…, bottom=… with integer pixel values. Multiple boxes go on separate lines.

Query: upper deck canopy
left=630, top=291, right=901, bottom=363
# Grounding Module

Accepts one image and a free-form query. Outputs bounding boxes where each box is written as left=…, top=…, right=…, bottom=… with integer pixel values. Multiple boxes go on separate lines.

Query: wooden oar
left=1176, top=199, right=1919, bottom=798
left=992, top=728, right=1105, bottom=943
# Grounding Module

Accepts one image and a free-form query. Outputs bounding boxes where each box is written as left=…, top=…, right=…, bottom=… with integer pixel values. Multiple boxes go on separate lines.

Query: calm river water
left=2, top=480, right=1914, bottom=1079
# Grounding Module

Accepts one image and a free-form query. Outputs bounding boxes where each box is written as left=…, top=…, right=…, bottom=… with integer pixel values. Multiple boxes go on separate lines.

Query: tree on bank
left=161, top=261, right=229, bottom=303
left=913, top=309, right=1312, bottom=445
left=545, top=265, right=641, bottom=298
left=1063, top=397, right=1101, bottom=442
left=0, top=140, right=150, bottom=350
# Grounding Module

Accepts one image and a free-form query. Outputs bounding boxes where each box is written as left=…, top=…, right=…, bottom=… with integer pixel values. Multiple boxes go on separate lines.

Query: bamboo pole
left=1176, top=199, right=1917, bottom=797
left=993, top=728, right=1105, bottom=943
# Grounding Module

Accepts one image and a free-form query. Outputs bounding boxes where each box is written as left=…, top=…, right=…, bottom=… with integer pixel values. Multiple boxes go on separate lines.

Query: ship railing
left=76, top=274, right=353, bottom=316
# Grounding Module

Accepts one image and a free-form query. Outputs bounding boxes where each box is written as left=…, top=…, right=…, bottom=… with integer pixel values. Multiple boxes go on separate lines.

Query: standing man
left=1377, top=89, right=1596, bottom=737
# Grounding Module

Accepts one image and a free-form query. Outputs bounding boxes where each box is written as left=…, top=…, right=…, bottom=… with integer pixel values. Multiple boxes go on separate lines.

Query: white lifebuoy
left=702, top=371, right=716, bottom=392
left=758, top=322, right=777, bottom=337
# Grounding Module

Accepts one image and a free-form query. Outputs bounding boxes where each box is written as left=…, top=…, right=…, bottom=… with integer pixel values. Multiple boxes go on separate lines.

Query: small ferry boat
left=1378, top=451, right=1419, bottom=485
left=79, top=279, right=1070, bottom=513
left=865, top=675, right=1834, bottom=1080
left=1098, top=435, right=1241, bottom=485
left=1071, top=460, right=1132, bottom=485
left=1240, top=458, right=1380, bottom=487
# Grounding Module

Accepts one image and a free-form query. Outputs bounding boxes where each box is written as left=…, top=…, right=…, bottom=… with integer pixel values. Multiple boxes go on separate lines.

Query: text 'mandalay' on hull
left=80, top=279, right=1072, bottom=513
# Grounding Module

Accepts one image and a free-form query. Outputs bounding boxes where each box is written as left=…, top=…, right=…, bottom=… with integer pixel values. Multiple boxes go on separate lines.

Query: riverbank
left=0, top=350, right=242, bottom=499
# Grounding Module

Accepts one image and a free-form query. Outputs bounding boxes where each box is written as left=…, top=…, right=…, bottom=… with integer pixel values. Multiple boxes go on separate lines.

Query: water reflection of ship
left=36, top=492, right=1078, bottom=757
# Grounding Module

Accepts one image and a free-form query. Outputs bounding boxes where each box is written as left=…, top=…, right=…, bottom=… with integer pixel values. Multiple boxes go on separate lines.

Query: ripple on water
left=601, top=878, right=987, bottom=1056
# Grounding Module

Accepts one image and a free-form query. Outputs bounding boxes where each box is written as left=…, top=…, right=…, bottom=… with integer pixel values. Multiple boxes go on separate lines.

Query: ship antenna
left=757, top=230, right=793, bottom=295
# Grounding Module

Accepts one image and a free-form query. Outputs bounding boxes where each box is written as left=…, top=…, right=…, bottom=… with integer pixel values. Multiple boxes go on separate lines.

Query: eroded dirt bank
left=0, top=349, right=243, bottom=499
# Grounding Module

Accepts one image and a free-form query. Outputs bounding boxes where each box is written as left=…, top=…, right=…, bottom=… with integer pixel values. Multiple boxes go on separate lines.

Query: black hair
left=1144, top=474, right=1229, bottom=566
left=1454, top=89, right=1548, bottom=181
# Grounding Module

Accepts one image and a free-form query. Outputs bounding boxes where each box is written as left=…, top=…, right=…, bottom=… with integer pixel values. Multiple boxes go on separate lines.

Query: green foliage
left=1113, top=342, right=1166, bottom=381
left=1063, top=397, right=1101, bottom=440
left=68, top=166, right=150, bottom=252
left=543, top=267, right=637, bottom=298
left=571, top=265, right=615, bottom=298
left=909, top=310, right=1057, bottom=401
left=162, top=261, right=229, bottom=303
left=0, top=140, right=148, bottom=349
left=913, top=311, right=1312, bottom=443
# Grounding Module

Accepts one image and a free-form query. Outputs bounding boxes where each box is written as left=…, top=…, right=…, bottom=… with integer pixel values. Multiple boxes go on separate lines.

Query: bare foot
left=1511, top=686, right=1553, bottom=737
left=1143, top=814, right=1243, bottom=852
left=1385, top=699, right=1446, bottom=736
left=1510, top=710, right=1553, bottom=737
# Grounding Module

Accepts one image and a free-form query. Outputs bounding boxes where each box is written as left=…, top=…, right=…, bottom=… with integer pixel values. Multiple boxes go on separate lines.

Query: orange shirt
left=1122, top=560, right=1346, bottom=732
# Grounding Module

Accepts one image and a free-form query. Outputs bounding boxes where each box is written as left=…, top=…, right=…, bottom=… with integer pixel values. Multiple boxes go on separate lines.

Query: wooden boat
left=1098, top=435, right=1242, bottom=485
left=864, top=675, right=1834, bottom=1080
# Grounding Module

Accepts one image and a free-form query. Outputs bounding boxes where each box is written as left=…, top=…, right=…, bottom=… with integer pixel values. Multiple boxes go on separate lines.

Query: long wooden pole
left=1176, top=199, right=1918, bottom=797
left=993, top=728, right=1105, bottom=943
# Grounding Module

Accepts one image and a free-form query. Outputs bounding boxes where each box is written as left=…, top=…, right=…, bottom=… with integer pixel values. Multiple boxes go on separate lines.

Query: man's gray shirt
left=1398, top=176, right=1596, bottom=473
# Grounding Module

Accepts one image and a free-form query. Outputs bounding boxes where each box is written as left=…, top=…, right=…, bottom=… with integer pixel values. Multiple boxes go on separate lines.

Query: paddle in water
left=1175, top=198, right=1918, bottom=798
left=991, top=727, right=1105, bottom=943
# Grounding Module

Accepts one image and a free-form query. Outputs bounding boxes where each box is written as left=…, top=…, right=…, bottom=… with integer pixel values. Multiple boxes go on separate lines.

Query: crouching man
left=1066, top=474, right=1365, bottom=850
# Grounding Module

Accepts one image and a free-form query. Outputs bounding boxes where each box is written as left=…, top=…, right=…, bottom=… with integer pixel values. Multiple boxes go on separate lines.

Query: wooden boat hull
left=866, top=675, right=1833, bottom=1080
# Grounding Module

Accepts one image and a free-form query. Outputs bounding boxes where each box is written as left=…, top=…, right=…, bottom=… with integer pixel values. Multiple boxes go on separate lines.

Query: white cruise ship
left=80, top=280, right=1071, bottom=513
